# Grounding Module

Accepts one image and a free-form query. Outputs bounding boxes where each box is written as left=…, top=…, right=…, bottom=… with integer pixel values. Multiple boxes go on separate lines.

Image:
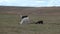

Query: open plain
left=0, top=6, right=60, bottom=34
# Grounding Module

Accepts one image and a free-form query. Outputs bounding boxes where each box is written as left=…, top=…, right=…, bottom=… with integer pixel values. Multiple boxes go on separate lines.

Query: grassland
left=0, top=14, right=60, bottom=34
left=0, top=6, right=60, bottom=34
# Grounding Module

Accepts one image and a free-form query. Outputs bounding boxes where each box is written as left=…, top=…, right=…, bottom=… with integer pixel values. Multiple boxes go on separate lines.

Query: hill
left=0, top=6, right=60, bottom=15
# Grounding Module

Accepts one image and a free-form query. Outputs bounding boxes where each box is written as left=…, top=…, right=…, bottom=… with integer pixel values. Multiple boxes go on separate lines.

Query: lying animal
left=35, top=20, right=43, bottom=24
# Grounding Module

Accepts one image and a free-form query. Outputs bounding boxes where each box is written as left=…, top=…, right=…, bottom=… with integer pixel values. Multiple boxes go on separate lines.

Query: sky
left=0, top=0, right=60, bottom=7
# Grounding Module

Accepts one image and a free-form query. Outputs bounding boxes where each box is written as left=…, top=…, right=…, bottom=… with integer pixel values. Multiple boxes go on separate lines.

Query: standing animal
left=20, top=15, right=30, bottom=24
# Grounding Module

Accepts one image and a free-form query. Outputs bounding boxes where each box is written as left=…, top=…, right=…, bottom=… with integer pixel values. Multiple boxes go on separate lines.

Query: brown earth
left=0, top=6, right=60, bottom=34
left=0, top=6, right=60, bottom=15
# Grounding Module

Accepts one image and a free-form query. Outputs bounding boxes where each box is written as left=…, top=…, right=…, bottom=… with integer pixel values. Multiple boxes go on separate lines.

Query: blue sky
left=0, top=0, right=60, bottom=7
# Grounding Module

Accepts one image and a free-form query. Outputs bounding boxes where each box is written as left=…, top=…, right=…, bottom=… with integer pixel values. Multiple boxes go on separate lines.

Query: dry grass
left=0, top=14, right=60, bottom=34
